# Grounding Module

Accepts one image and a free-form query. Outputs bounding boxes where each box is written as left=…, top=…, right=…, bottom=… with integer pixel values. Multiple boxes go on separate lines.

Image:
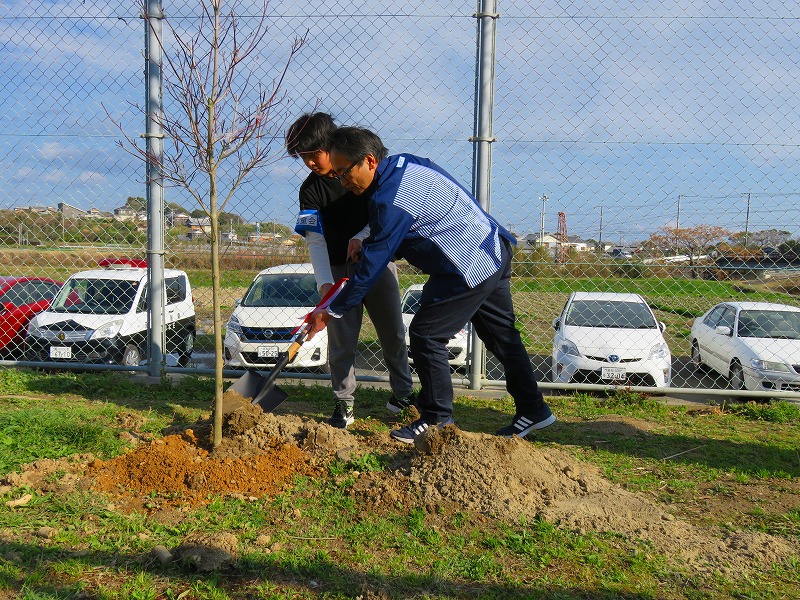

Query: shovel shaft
left=255, top=324, right=310, bottom=394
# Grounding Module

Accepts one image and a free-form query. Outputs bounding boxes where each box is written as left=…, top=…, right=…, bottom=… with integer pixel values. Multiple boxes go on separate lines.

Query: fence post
left=469, top=0, right=499, bottom=390
left=144, top=0, right=166, bottom=377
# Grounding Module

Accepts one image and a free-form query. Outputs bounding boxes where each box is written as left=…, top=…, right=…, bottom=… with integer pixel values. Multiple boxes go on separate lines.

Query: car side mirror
left=552, top=317, right=560, bottom=330
left=659, top=321, right=667, bottom=332
left=715, top=325, right=732, bottom=336
left=235, top=298, right=242, bottom=307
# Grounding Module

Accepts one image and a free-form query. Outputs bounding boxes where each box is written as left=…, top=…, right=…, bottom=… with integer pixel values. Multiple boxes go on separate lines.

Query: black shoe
left=496, top=403, right=556, bottom=438
left=327, top=402, right=354, bottom=429
left=390, top=416, right=454, bottom=444
left=386, top=392, right=417, bottom=414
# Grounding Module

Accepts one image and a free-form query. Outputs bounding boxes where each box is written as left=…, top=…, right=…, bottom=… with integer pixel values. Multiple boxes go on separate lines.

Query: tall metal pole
left=539, top=194, right=548, bottom=247
left=744, top=193, right=751, bottom=246
left=597, top=205, right=603, bottom=253
left=144, top=0, right=166, bottom=377
left=469, top=0, right=499, bottom=391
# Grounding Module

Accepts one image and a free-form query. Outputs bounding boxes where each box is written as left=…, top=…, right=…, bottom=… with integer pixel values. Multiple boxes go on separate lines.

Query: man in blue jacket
left=308, top=126, right=555, bottom=443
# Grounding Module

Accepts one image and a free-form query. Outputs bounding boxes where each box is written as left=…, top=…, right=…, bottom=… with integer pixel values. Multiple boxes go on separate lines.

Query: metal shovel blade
left=227, top=369, right=289, bottom=413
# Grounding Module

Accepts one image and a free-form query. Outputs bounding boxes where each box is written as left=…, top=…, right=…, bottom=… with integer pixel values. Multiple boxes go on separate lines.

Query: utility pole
left=598, top=206, right=603, bottom=254
left=675, top=194, right=683, bottom=255
left=744, top=193, right=751, bottom=247
left=539, top=194, right=548, bottom=247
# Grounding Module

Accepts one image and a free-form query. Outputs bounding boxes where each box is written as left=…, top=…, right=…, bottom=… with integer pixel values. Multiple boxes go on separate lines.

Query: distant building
left=520, top=233, right=590, bottom=253
left=520, top=233, right=560, bottom=251
left=18, top=205, right=58, bottom=215
left=168, top=211, right=190, bottom=228
left=187, top=217, right=212, bottom=239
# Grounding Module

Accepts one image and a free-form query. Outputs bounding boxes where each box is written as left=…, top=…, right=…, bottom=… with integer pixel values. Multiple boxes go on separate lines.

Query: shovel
left=225, top=276, right=349, bottom=413
left=227, top=324, right=310, bottom=412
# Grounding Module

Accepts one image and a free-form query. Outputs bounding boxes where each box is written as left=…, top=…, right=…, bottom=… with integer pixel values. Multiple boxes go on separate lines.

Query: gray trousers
left=327, top=262, right=414, bottom=405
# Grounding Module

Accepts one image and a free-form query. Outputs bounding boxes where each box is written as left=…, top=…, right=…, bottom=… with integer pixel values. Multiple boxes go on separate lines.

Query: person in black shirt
left=285, top=113, right=415, bottom=428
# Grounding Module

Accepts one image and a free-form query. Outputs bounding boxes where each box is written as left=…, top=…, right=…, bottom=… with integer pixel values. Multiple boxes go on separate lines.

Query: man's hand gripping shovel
left=225, top=277, right=348, bottom=413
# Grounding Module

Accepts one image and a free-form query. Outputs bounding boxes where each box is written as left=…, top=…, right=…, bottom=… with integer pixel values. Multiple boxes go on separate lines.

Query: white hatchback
left=690, top=301, right=800, bottom=392
left=400, top=284, right=470, bottom=369
left=223, top=263, right=328, bottom=371
left=552, top=292, right=671, bottom=387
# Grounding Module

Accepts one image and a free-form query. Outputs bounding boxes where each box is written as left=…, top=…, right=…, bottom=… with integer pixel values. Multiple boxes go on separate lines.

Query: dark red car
left=0, top=276, right=63, bottom=358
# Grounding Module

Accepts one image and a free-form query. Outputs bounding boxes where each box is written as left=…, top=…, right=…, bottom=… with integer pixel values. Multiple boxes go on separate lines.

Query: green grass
left=1, top=369, right=799, bottom=598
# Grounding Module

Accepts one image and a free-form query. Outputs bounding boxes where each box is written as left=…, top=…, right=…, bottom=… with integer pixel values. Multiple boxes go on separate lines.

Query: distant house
left=113, top=206, right=139, bottom=221
left=520, top=233, right=590, bottom=253
left=565, top=235, right=590, bottom=252
left=169, top=211, right=190, bottom=228
left=84, top=207, right=113, bottom=219
left=187, top=217, right=211, bottom=239
left=520, top=233, right=560, bottom=251
left=57, top=202, right=112, bottom=219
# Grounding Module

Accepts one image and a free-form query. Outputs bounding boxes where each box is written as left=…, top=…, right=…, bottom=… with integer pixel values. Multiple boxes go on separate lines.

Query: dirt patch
left=2, top=409, right=797, bottom=576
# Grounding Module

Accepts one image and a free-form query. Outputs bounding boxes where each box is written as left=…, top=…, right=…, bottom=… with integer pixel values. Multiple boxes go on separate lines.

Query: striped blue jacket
left=329, top=153, right=516, bottom=315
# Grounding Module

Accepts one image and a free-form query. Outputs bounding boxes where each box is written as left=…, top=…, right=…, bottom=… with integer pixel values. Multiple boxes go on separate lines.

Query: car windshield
left=242, top=273, right=320, bottom=308
left=50, top=278, right=139, bottom=315
left=565, top=299, right=657, bottom=329
left=402, top=290, right=422, bottom=314
left=737, top=310, right=800, bottom=339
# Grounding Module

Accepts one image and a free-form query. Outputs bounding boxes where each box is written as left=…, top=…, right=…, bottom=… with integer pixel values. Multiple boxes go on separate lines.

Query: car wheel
left=729, top=360, right=746, bottom=391
left=121, top=344, right=142, bottom=367
left=691, top=340, right=703, bottom=369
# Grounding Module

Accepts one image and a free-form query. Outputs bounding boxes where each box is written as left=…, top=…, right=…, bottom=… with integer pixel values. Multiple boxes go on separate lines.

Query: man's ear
left=365, top=154, right=380, bottom=170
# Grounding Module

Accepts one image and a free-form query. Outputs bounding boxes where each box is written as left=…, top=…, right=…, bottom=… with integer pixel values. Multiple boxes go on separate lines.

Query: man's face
left=329, top=150, right=376, bottom=195
left=299, top=150, right=334, bottom=177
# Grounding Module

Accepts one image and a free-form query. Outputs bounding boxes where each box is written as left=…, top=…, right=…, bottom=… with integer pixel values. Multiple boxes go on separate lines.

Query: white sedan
left=223, top=264, right=329, bottom=371
left=690, top=301, right=800, bottom=392
left=401, top=284, right=470, bottom=369
left=552, top=292, right=671, bottom=387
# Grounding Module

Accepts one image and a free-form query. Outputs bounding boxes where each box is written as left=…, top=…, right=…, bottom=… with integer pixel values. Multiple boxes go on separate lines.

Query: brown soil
left=2, top=392, right=798, bottom=576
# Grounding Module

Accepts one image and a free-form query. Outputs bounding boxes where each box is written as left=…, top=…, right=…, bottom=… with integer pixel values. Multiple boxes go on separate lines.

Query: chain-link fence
left=2, top=1, right=799, bottom=399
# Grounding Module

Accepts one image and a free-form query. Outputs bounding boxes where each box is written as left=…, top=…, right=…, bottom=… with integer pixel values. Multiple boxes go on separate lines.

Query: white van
left=26, top=259, right=195, bottom=367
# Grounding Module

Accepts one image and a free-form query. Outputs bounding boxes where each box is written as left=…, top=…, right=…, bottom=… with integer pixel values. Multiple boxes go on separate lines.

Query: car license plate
left=49, top=346, right=72, bottom=359
left=257, top=345, right=279, bottom=358
left=601, top=367, right=626, bottom=380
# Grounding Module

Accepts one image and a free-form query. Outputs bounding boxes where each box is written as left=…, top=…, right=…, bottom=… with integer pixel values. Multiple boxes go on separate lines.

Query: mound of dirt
left=353, top=424, right=797, bottom=573
left=2, top=406, right=797, bottom=576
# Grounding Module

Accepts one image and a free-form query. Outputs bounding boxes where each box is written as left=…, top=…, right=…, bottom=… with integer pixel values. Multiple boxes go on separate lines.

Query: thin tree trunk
left=210, top=204, right=224, bottom=447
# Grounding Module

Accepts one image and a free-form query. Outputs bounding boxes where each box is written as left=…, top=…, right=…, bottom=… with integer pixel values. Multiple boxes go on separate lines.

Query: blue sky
left=2, top=0, right=799, bottom=243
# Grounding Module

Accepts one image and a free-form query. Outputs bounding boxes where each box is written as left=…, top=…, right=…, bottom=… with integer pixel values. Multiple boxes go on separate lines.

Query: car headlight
left=558, top=339, right=581, bottom=357
left=227, top=315, right=242, bottom=335
left=89, top=319, right=123, bottom=340
left=649, top=342, right=669, bottom=360
left=27, top=320, right=42, bottom=337
left=750, top=359, right=792, bottom=373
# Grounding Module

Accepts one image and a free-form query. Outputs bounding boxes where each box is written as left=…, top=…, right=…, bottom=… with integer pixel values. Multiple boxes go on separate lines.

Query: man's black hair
left=327, top=127, right=388, bottom=163
left=285, top=113, right=336, bottom=157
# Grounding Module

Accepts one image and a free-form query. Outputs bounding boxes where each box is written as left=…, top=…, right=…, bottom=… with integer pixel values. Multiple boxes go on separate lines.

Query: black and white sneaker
left=390, top=416, right=454, bottom=444
left=386, top=392, right=417, bottom=414
left=496, top=403, right=556, bottom=438
left=327, top=402, right=354, bottom=429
